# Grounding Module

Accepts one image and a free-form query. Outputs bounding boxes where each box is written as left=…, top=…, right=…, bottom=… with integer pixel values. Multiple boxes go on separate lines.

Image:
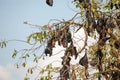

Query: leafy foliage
left=1, top=0, right=120, bottom=80
left=12, top=49, right=17, bottom=59
left=0, top=41, right=7, bottom=48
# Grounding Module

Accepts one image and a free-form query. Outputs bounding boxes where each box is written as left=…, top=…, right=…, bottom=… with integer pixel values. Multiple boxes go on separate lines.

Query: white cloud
left=0, top=65, right=15, bottom=80
left=0, top=63, right=27, bottom=80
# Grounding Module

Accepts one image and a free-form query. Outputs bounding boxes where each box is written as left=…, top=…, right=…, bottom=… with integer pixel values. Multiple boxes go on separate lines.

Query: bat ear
left=46, top=0, right=53, bottom=6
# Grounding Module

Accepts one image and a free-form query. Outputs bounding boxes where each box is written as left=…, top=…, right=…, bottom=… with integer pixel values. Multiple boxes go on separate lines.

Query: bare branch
left=78, top=27, right=88, bottom=54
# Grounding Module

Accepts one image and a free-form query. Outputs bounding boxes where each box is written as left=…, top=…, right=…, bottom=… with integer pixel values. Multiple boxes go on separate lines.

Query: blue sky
left=0, top=0, right=76, bottom=80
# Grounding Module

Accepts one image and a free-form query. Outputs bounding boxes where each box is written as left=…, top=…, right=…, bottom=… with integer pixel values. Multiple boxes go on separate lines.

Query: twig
left=78, top=26, right=88, bottom=54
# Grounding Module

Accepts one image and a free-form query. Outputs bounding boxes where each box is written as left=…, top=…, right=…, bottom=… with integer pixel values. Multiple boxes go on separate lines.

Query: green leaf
left=38, top=32, right=43, bottom=43
left=12, top=49, right=17, bottom=59
left=76, top=4, right=80, bottom=8
left=104, top=2, right=111, bottom=10
left=27, top=34, right=33, bottom=43
left=40, top=69, right=45, bottom=74
left=30, top=69, right=33, bottom=74
left=43, top=31, right=47, bottom=38
left=46, top=64, right=52, bottom=70
left=22, top=62, right=26, bottom=67
left=24, top=53, right=29, bottom=58
left=48, top=70, right=51, bottom=75
left=45, top=76, right=48, bottom=80
left=40, top=77, right=44, bottom=80
left=42, top=25, right=48, bottom=30
left=113, top=19, right=118, bottom=28
left=33, top=53, right=36, bottom=57
left=94, top=11, right=99, bottom=19
left=24, top=77, right=29, bottom=80
left=15, top=63, right=19, bottom=68
left=0, top=42, right=1, bottom=47
left=0, top=41, right=7, bottom=48
left=109, top=47, right=118, bottom=57
left=28, top=68, right=33, bottom=74
left=33, top=57, right=38, bottom=63
left=3, top=41, right=6, bottom=48
left=32, top=33, right=38, bottom=39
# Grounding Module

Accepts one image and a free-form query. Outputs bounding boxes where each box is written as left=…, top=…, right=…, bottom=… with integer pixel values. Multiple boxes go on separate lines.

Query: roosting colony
left=44, top=0, right=120, bottom=80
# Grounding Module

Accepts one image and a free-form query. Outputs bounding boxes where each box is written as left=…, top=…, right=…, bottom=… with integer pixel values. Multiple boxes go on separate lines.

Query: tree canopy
left=1, top=0, right=120, bottom=80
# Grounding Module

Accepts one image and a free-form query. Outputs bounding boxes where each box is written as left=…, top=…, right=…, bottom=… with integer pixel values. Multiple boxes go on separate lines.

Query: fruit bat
left=65, top=43, right=78, bottom=59
left=79, top=49, right=88, bottom=68
left=114, top=40, right=120, bottom=49
left=44, top=47, right=52, bottom=56
left=79, top=49, right=89, bottom=78
left=46, top=0, right=53, bottom=6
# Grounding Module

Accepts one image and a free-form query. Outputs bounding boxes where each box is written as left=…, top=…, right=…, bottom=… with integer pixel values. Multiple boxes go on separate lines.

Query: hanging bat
left=46, top=0, right=53, bottom=6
